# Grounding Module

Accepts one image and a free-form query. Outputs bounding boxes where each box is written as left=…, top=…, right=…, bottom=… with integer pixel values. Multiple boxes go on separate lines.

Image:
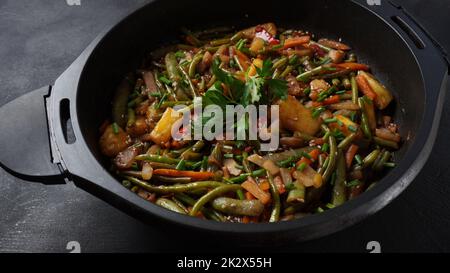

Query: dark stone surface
left=0, top=0, right=449, bottom=253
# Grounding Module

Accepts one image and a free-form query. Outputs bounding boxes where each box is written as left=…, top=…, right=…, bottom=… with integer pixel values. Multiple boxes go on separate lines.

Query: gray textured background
left=0, top=0, right=449, bottom=252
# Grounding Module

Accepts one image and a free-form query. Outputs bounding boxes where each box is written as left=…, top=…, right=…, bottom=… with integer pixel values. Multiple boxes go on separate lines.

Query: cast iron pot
left=0, top=0, right=448, bottom=244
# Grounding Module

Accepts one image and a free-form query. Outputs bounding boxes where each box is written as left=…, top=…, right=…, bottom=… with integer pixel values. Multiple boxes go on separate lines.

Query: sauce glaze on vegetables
left=99, top=23, right=401, bottom=223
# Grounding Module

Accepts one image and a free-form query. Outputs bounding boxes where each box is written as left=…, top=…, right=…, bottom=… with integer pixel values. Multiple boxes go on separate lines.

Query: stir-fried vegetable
left=100, top=23, right=401, bottom=223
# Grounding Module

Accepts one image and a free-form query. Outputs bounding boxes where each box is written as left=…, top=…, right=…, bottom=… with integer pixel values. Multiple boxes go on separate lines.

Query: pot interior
left=76, top=0, right=424, bottom=200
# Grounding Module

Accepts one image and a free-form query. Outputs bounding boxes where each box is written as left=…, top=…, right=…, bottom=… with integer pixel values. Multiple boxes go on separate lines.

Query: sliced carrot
left=283, top=36, right=311, bottom=49
left=245, top=191, right=255, bottom=200
left=334, top=63, right=370, bottom=71
left=242, top=216, right=251, bottom=224
left=273, top=176, right=286, bottom=194
left=242, top=178, right=271, bottom=205
left=345, top=144, right=359, bottom=169
left=295, top=149, right=321, bottom=167
left=259, top=180, right=271, bottom=191
left=235, top=49, right=251, bottom=71
left=152, top=169, right=214, bottom=180
left=356, top=74, right=377, bottom=100
left=323, top=95, right=341, bottom=105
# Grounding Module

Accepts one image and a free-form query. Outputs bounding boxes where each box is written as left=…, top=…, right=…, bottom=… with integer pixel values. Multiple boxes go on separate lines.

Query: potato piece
left=278, top=96, right=322, bottom=136
left=247, top=58, right=264, bottom=77
left=149, top=107, right=182, bottom=145
left=250, top=37, right=265, bottom=54
left=99, top=125, right=130, bottom=157
left=358, top=71, right=393, bottom=110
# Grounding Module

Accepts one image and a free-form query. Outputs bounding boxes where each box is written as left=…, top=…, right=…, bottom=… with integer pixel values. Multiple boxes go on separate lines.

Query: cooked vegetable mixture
left=99, top=23, right=401, bottom=223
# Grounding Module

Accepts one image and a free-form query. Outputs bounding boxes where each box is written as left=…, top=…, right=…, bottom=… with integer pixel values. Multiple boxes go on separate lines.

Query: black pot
left=0, top=0, right=448, bottom=244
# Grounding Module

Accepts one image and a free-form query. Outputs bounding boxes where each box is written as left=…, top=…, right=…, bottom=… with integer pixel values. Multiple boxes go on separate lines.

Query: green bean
left=231, top=31, right=244, bottom=43
left=178, top=64, right=197, bottom=98
left=313, top=68, right=351, bottom=80
left=296, top=65, right=327, bottom=82
left=212, top=197, right=264, bottom=216
left=160, top=101, right=191, bottom=108
left=156, top=198, right=186, bottom=214
left=273, top=57, right=288, bottom=70
left=373, top=150, right=391, bottom=171
left=171, top=197, right=190, bottom=213
left=362, top=149, right=381, bottom=169
left=200, top=156, right=208, bottom=172
left=191, top=140, right=205, bottom=153
left=242, top=152, right=252, bottom=174
left=358, top=97, right=373, bottom=140
left=210, top=38, right=231, bottom=46
left=264, top=147, right=313, bottom=162
left=125, top=176, right=225, bottom=194
left=190, top=185, right=242, bottom=216
left=342, top=77, right=351, bottom=90
left=236, top=189, right=245, bottom=200
left=135, top=154, right=196, bottom=167
left=165, top=52, right=182, bottom=83
left=174, top=193, right=225, bottom=222
left=147, top=162, right=176, bottom=169
left=373, top=137, right=399, bottom=149
left=267, top=172, right=281, bottom=222
left=189, top=52, right=203, bottom=78
left=228, top=169, right=266, bottom=184
left=332, top=151, right=347, bottom=206
left=351, top=76, right=359, bottom=105
left=205, top=45, right=226, bottom=53
left=112, top=76, right=133, bottom=128
left=152, top=175, right=192, bottom=184
left=287, top=181, right=305, bottom=204
left=280, top=65, right=294, bottom=78
left=332, top=78, right=341, bottom=87
left=126, top=108, right=136, bottom=128
left=337, top=133, right=357, bottom=150
left=176, top=159, right=186, bottom=170
left=207, top=143, right=223, bottom=172
left=320, top=125, right=338, bottom=183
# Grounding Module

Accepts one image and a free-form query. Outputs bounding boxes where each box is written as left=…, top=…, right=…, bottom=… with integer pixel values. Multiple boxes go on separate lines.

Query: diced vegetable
left=153, top=169, right=215, bottom=181
left=149, top=107, right=182, bottom=145
left=242, top=177, right=271, bottom=205
left=356, top=73, right=377, bottom=101
left=318, top=38, right=351, bottom=51
left=293, top=164, right=323, bottom=188
left=334, top=63, right=370, bottom=71
left=100, top=124, right=130, bottom=157
left=358, top=71, right=394, bottom=110
left=328, top=114, right=360, bottom=136
left=283, top=36, right=311, bottom=49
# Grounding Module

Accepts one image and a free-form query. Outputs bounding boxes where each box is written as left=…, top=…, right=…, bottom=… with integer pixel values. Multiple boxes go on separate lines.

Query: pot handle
left=0, top=86, right=65, bottom=183
left=356, top=0, right=449, bottom=74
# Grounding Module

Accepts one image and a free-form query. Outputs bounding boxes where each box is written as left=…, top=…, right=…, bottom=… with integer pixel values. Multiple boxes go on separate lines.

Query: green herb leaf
left=241, top=77, right=264, bottom=106
left=268, top=79, right=288, bottom=101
